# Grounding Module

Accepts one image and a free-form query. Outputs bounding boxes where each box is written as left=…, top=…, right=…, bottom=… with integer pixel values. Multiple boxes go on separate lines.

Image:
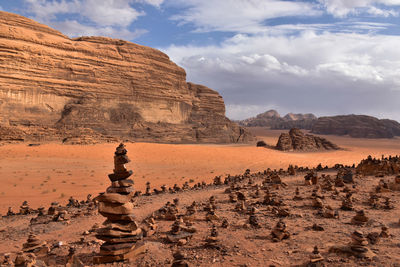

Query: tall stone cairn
left=94, top=143, right=145, bottom=264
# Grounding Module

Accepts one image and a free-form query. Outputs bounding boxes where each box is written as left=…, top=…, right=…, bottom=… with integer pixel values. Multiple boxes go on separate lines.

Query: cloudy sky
left=2, top=0, right=400, bottom=121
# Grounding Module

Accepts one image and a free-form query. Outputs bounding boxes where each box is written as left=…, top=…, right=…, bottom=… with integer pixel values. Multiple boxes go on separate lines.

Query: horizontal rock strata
left=0, top=11, right=251, bottom=143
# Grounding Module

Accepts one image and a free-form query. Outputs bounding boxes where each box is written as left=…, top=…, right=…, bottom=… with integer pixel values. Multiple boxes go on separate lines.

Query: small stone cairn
left=94, top=143, right=145, bottom=264
left=171, top=250, right=189, bottom=267
left=307, top=246, right=324, bottom=267
left=351, top=210, right=369, bottom=225
left=348, top=230, right=375, bottom=258
left=22, top=234, right=48, bottom=254
left=271, top=220, right=290, bottom=242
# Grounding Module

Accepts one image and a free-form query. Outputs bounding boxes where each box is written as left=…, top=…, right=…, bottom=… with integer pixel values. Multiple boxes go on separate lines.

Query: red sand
left=1, top=129, right=399, bottom=213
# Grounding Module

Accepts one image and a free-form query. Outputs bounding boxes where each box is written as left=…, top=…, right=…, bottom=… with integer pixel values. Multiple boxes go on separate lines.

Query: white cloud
left=25, top=0, right=145, bottom=26
left=168, top=0, right=321, bottom=33
left=319, top=0, right=400, bottom=17
left=163, top=31, right=400, bottom=120
left=83, top=0, right=144, bottom=27
left=138, top=0, right=164, bottom=7
left=24, top=0, right=80, bottom=20
left=23, top=0, right=149, bottom=40
left=51, top=19, right=147, bottom=39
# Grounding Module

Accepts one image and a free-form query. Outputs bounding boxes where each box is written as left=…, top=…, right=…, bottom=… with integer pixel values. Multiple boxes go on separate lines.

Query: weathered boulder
left=0, top=11, right=251, bottom=144
left=276, top=128, right=339, bottom=151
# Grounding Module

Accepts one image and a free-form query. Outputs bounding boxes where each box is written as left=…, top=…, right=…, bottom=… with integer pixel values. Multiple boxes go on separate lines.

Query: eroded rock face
left=311, top=115, right=400, bottom=139
left=276, top=128, right=339, bottom=151
left=0, top=11, right=251, bottom=143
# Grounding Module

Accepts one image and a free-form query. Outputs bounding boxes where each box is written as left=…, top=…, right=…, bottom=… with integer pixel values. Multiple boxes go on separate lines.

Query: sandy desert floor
left=0, top=170, right=399, bottom=266
left=0, top=128, right=400, bottom=214
left=0, top=128, right=400, bottom=266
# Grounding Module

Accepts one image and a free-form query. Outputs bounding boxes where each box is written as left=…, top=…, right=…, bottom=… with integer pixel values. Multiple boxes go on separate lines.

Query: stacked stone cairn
left=348, top=230, right=375, bottom=258
left=94, top=143, right=145, bottom=264
left=171, top=250, right=189, bottom=267
left=205, top=224, right=219, bottom=248
left=22, top=233, right=48, bottom=254
left=351, top=210, right=369, bottom=225
left=307, top=246, right=324, bottom=267
left=19, top=201, right=32, bottom=215
left=271, top=220, right=290, bottom=242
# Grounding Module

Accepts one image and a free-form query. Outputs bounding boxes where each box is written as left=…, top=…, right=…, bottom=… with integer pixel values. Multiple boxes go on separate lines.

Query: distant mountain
left=311, top=115, right=400, bottom=138
left=240, top=111, right=400, bottom=139
left=238, top=110, right=317, bottom=130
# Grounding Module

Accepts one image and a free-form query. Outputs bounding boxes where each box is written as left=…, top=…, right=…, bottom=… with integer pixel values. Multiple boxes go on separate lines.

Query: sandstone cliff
left=311, top=115, right=400, bottom=139
left=0, top=11, right=251, bottom=143
left=276, top=128, right=340, bottom=151
left=239, top=110, right=317, bottom=130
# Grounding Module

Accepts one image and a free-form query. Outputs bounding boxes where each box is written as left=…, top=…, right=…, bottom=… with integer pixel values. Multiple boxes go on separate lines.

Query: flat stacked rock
left=271, top=220, right=290, bottom=242
left=307, top=246, right=324, bottom=267
left=171, top=250, right=189, bottom=267
left=94, top=143, right=145, bottom=264
left=22, top=234, right=47, bottom=254
left=205, top=225, right=219, bottom=248
left=19, top=201, right=31, bottom=215
left=349, top=230, right=375, bottom=258
left=351, top=210, right=369, bottom=225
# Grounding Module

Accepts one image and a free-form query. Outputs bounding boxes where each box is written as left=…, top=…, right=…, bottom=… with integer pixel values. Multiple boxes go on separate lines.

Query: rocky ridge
left=311, top=115, right=400, bottom=139
left=276, top=128, right=340, bottom=151
left=238, top=110, right=317, bottom=130
left=0, top=11, right=251, bottom=144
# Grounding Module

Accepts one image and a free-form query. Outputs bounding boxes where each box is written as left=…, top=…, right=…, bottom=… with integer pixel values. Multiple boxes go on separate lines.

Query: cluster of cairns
left=3, top=194, right=97, bottom=226
left=3, top=152, right=400, bottom=266
left=94, top=143, right=145, bottom=264
left=126, top=164, right=328, bottom=200
left=356, top=155, right=400, bottom=176
left=166, top=217, right=196, bottom=245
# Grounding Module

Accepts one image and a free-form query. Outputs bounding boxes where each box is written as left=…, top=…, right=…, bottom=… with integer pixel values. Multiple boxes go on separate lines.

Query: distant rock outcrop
left=0, top=11, right=252, bottom=144
left=311, top=115, right=400, bottom=139
left=356, top=155, right=400, bottom=176
left=239, top=110, right=317, bottom=130
left=276, top=128, right=340, bottom=151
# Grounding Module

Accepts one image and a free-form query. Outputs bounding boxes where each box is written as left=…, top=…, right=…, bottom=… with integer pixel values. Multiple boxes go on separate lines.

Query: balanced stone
left=107, top=143, right=133, bottom=182
left=94, top=143, right=145, bottom=264
left=171, top=250, right=189, bottom=267
left=22, top=234, right=47, bottom=254
left=96, top=193, right=132, bottom=204
left=351, top=210, right=369, bottom=225
left=307, top=246, right=324, bottom=267
left=271, top=220, right=290, bottom=241
left=349, top=230, right=375, bottom=258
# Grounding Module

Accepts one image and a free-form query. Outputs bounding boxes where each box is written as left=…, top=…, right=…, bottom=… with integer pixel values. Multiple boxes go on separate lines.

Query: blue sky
left=1, top=0, right=400, bottom=120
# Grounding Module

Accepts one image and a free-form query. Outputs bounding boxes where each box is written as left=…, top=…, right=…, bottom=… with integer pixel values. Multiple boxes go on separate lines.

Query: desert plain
left=1, top=128, right=400, bottom=266
left=1, top=129, right=399, bottom=214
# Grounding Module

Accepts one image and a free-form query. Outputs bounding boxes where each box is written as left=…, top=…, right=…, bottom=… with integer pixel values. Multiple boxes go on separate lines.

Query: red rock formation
left=276, top=128, right=339, bottom=151
left=0, top=11, right=251, bottom=143
left=311, top=115, right=400, bottom=139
